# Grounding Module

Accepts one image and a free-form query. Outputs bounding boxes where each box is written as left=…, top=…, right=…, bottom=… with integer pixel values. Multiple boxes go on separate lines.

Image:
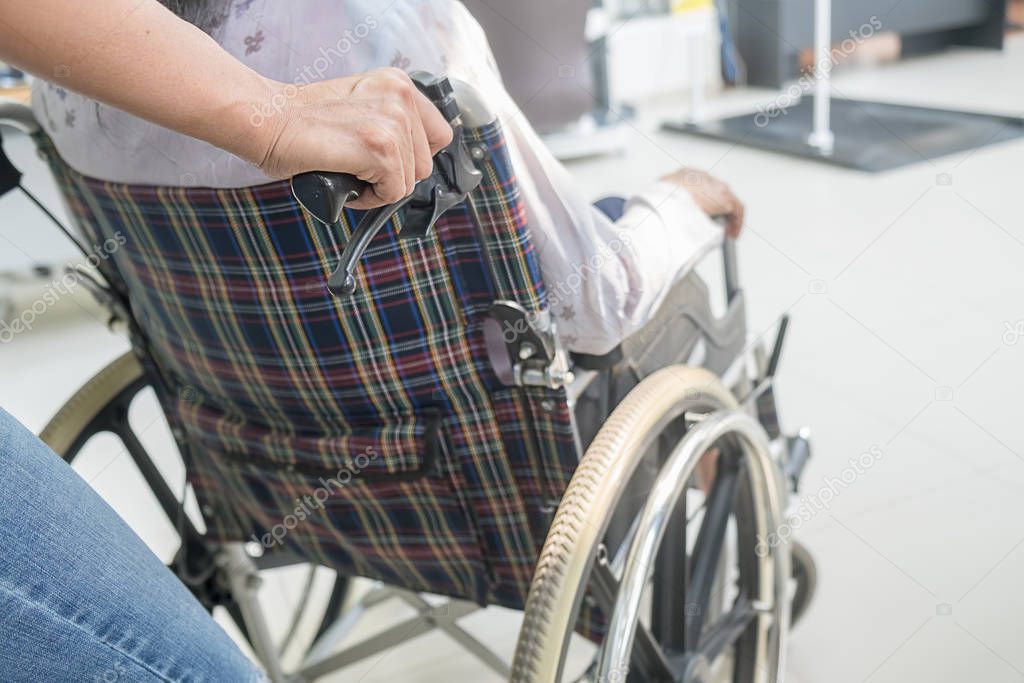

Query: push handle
left=290, top=72, right=455, bottom=226
left=292, top=73, right=483, bottom=298
left=290, top=170, right=368, bottom=225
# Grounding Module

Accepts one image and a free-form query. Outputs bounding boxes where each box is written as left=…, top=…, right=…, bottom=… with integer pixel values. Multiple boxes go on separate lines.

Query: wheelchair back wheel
left=513, top=366, right=789, bottom=683
left=38, top=351, right=351, bottom=672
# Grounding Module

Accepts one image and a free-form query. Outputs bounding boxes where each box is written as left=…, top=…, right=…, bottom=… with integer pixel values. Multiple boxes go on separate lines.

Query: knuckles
left=367, top=68, right=416, bottom=98
left=435, top=124, right=454, bottom=148
left=361, top=127, right=393, bottom=156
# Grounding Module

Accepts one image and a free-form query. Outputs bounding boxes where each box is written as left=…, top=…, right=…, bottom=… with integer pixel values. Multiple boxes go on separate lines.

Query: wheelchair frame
left=1, top=89, right=814, bottom=683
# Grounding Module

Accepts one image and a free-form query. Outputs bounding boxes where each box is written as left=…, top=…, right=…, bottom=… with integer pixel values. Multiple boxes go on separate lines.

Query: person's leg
left=592, top=195, right=627, bottom=222
left=0, top=407, right=264, bottom=682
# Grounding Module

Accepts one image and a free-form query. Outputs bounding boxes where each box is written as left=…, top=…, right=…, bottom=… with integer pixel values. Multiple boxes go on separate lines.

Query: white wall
left=606, top=9, right=723, bottom=104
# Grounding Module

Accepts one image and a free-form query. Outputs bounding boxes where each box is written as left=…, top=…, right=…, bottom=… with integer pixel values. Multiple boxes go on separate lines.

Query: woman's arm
left=0, top=0, right=452, bottom=207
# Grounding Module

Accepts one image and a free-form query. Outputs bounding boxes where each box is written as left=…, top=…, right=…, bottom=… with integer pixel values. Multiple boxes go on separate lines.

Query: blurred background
left=3, top=1, right=1024, bottom=681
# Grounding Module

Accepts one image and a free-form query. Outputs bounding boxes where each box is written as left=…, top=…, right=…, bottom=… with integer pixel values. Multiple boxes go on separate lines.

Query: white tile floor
left=3, top=35, right=1024, bottom=683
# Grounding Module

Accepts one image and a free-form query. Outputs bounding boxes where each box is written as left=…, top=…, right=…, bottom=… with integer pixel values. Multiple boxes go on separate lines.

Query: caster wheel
left=791, top=540, right=817, bottom=626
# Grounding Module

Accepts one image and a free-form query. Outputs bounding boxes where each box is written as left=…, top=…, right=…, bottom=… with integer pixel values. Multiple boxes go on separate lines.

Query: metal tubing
left=591, top=562, right=674, bottom=680
left=301, top=602, right=478, bottom=680
left=393, top=591, right=510, bottom=679
left=220, top=544, right=287, bottom=683
left=808, top=0, right=835, bottom=153
left=723, top=238, right=740, bottom=303
left=0, top=99, right=40, bottom=133
left=303, top=583, right=396, bottom=667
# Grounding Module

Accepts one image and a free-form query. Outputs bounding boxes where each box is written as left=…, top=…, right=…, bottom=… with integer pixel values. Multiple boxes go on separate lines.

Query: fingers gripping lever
left=290, top=72, right=483, bottom=296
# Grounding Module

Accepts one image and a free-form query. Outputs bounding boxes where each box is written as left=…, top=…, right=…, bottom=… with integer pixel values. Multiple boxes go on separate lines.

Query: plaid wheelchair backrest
left=36, top=118, right=580, bottom=611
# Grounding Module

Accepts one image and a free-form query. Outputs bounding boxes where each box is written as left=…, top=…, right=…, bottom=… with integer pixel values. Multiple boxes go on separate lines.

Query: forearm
left=613, top=181, right=725, bottom=323
left=0, top=0, right=275, bottom=164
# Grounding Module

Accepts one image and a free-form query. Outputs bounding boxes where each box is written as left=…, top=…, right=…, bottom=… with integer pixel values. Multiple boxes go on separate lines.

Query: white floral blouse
left=32, top=0, right=721, bottom=355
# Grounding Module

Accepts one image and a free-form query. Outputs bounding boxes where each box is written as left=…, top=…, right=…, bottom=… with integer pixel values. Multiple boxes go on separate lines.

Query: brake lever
left=326, top=198, right=411, bottom=295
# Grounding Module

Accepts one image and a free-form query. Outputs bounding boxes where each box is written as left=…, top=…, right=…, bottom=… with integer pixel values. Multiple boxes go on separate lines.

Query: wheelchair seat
left=35, top=107, right=582, bottom=612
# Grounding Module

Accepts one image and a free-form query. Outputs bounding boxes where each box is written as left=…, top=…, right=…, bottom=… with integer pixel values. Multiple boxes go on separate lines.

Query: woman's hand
left=661, top=167, right=745, bottom=238
left=255, top=68, right=454, bottom=209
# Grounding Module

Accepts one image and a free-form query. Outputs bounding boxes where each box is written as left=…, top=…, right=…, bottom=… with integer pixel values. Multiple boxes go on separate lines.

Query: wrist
left=203, top=72, right=288, bottom=169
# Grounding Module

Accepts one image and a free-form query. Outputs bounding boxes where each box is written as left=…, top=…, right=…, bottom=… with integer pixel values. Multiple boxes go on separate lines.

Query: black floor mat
left=664, top=97, right=1024, bottom=172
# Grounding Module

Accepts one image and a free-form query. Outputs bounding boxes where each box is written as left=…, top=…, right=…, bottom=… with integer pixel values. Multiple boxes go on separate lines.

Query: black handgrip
left=291, top=171, right=368, bottom=225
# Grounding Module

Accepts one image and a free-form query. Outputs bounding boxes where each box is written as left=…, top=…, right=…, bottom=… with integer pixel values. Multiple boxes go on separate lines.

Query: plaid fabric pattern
left=37, top=122, right=582, bottom=611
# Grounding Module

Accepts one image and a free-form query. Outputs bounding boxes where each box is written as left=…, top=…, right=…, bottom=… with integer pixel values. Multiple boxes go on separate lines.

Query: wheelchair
left=0, top=74, right=816, bottom=683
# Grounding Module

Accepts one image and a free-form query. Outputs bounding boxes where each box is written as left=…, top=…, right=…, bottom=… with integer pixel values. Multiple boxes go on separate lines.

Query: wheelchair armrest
left=571, top=346, right=624, bottom=371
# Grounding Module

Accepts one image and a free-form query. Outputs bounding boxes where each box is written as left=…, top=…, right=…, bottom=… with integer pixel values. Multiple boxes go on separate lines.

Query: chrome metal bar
left=652, top=494, right=689, bottom=651
left=278, top=567, right=317, bottom=658
left=0, top=98, right=39, bottom=133
left=723, top=238, right=740, bottom=303
left=299, top=601, right=478, bottom=680
left=610, top=511, right=642, bottom=577
left=808, top=0, right=836, bottom=154
left=392, top=591, right=510, bottom=679
left=565, top=368, right=599, bottom=460
left=303, top=582, right=396, bottom=667
left=219, top=544, right=287, bottom=683
left=590, top=562, right=674, bottom=681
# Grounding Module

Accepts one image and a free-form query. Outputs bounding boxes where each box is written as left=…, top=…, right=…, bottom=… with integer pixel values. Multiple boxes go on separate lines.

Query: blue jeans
left=0, top=408, right=264, bottom=682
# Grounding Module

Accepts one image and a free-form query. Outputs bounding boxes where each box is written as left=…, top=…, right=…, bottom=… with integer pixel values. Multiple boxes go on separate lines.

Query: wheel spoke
left=591, top=561, right=676, bottom=681
left=115, top=425, right=209, bottom=549
left=312, top=573, right=351, bottom=643
left=225, top=600, right=251, bottom=642
left=685, top=450, right=741, bottom=652
left=278, top=567, right=318, bottom=657
left=108, top=407, right=230, bottom=598
left=99, top=395, right=207, bottom=549
left=686, top=495, right=707, bottom=525
left=696, top=593, right=757, bottom=662
left=652, top=487, right=688, bottom=651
